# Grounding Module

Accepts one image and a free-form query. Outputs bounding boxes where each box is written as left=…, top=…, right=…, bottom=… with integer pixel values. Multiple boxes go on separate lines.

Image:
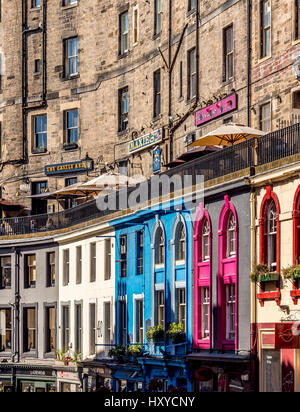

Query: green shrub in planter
left=146, top=325, right=165, bottom=344
left=282, top=264, right=300, bottom=280
left=250, top=264, right=279, bottom=282
left=166, top=323, right=186, bottom=344
left=108, top=345, right=126, bottom=359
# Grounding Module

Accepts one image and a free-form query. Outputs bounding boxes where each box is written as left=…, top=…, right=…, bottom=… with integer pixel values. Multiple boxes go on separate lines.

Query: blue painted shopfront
left=109, top=199, right=193, bottom=392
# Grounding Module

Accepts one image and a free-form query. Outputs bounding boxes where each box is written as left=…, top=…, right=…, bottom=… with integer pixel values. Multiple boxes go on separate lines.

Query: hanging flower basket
left=166, top=323, right=186, bottom=344
left=146, top=325, right=165, bottom=344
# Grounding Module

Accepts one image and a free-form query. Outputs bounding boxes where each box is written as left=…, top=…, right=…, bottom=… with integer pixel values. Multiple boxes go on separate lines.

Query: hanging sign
left=129, top=129, right=163, bottom=154
left=195, top=93, right=237, bottom=127
left=153, top=148, right=161, bottom=173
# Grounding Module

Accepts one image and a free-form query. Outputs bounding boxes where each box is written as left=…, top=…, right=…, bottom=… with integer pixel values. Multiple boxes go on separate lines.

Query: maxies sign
left=128, top=129, right=163, bottom=154
left=45, top=160, right=94, bottom=176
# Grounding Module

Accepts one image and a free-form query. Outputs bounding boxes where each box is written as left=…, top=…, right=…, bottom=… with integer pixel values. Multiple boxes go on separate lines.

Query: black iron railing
left=0, top=123, right=299, bottom=237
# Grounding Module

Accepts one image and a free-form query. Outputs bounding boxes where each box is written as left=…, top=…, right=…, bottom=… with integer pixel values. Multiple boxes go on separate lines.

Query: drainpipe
left=12, top=247, right=21, bottom=363
left=247, top=0, right=252, bottom=127
left=196, top=0, right=200, bottom=104
left=168, top=0, right=173, bottom=163
left=250, top=190, right=257, bottom=391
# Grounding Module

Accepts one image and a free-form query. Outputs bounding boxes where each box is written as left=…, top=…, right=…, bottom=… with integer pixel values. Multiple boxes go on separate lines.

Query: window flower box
left=166, top=323, right=186, bottom=345
left=146, top=325, right=165, bottom=344
left=63, top=142, right=78, bottom=151
left=282, top=265, right=300, bottom=280
left=250, top=264, right=279, bottom=283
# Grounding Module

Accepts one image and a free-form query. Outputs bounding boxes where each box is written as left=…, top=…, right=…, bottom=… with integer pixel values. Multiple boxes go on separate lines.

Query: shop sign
left=153, top=147, right=161, bottom=173
left=16, top=368, right=56, bottom=377
left=129, top=129, right=163, bottom=155
left=45, top=160, right=94, bottom=176
left=195, top=93, right=237, bottom=127
left=0, top=368, right=12, bottom=375
left=275, top=323, right=300, bottom=349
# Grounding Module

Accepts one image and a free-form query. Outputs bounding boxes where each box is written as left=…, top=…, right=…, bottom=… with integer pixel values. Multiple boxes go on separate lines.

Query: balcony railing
left=0, top=123, right=299, bottom=237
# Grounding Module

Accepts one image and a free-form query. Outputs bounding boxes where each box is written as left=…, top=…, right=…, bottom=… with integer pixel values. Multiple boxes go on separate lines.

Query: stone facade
left=0, top=0, right=248, bottom=210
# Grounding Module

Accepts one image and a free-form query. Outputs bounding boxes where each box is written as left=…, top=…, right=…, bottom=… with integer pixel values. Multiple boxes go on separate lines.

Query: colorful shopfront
left=251, top=171, right=300, bottom=392
left=109, top=194, right=194, bottom=391
left=189, top=178, right=252, bottom=392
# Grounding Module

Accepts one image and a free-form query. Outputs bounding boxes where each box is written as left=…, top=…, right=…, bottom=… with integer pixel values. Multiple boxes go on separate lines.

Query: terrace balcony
left=0, top=123, right=300, bottom=237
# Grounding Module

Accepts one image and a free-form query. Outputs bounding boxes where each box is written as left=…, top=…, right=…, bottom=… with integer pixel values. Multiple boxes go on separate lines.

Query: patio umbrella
left=189, top=123, right=266, bottom=147
left=80, top=172, right=141, bottom=188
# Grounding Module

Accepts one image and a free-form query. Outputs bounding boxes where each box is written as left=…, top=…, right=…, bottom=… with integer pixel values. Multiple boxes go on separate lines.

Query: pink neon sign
left=195, top=93, right=237, bottom=127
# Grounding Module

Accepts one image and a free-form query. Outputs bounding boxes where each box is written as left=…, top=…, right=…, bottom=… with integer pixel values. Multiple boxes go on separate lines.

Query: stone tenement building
left=0, top=0, right=249, bottom=213
left=1, top=0, right=299, bottom=214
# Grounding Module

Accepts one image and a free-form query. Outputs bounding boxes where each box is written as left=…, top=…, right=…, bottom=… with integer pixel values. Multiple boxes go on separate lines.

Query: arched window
left=155, top=227, right=165, bottom=265
left=266, top=200, right=277, bottom=271
left=201, top=219, right=210, bottom=262
left=176, top=222, right=186, bottom=262
left=292, top=186, right=300, bottom=304
left=258, top=186, right=281, bottom=306
left=218, top=196, right=238, bottom=350
left=226, top=212, right=236, bottom=257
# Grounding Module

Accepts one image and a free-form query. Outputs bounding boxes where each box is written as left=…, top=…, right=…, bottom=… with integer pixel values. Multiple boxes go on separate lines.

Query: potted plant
left=282, top=263, right=300, bottom=280
left=166, top=323, right=186, bottom=344
left=146, top=325, right=165, bottom=344
left=250, top=263, right=280, bottom=283
left=108, top=345, right=127, bottom=362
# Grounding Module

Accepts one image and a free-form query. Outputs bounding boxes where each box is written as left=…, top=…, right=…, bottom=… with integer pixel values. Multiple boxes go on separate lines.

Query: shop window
left=64, top=177, right=78, bottom=209
left=0, top=308, right=12, bottom=352
left=24, top=255, right=36, bottom=289
left=31, top=181, right=48, bottom=215
left=0, top=257, right=11, bottom=289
